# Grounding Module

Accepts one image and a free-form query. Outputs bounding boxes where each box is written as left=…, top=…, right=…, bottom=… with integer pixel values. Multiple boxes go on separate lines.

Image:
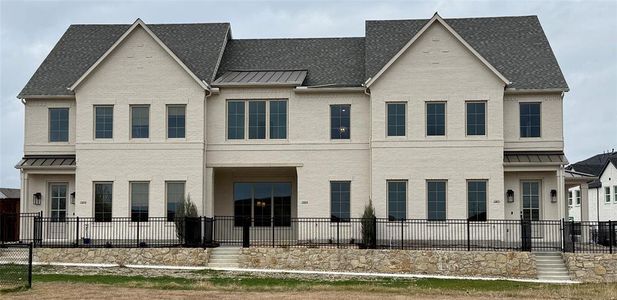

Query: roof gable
left=366, top=13, right=510, bottom=87
left=69, top=19, right=207, bottom=91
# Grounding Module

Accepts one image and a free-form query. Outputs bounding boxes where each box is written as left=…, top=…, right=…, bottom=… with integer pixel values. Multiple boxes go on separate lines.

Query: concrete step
left=209, top=258, right=239, bottom=263
left=538, top=276, right=572, bottom=281
left=208, top=263, right=239, bottom=268
left=534, top=252, right=570, bottom=281
left=538, top=270, right=570, bottom=275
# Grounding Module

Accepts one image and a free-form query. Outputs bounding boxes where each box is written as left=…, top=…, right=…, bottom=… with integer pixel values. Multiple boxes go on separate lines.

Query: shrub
left=174, top=194, right=198, bottom=242
left=361, top=199, right=376, bottom=248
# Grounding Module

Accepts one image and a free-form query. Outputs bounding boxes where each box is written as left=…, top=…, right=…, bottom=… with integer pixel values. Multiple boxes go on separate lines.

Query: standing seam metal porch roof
left=213, top=70, right=308, bottom=86
left=18, top=15, right=568, bottom=97
left=15, top=155, right=76, bottom=169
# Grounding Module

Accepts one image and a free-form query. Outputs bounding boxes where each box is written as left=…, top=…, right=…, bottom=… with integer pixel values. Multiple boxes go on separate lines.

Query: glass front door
left=521, top=181, right=540, bottom=221
left=50, top=183, right=67, bottom=222
left=233, top=182, right=292, bottom=227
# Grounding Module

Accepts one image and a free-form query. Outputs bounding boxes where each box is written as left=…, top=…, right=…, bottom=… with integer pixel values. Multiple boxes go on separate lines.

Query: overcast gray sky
left=1, top=0, right=616, bottom=188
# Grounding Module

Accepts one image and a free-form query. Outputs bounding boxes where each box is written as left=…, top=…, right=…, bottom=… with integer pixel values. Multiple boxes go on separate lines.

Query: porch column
left=580, top=183, right=590, bottom=222
left=205, top=167, right=214, bottom=217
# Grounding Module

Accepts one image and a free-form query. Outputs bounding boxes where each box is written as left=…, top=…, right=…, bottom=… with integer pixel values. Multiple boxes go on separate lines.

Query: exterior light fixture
left=33, top=192, right=42, bottom=205
left=551, top=190, right=557, bottom=203
left=70, top=192, right=76, bottom=204
left=506, top=190, right=514, bottom=203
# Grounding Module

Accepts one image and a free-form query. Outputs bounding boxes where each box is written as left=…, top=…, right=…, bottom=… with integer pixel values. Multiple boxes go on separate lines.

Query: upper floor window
left=130, top=105, right=149, bottom=139
left=227, top=100, right=288, bottom=140
left=167, top=105, right=186, bottom=139
left=227, top=101, right=245, bottom=140
left=330, top=104, right=350, bottom=139
left=387, top=180, right=407, bottom=221
left=426, top=102, right=446, bottom=136
left=249, top=101, right=266, bottom=139
left=467, top=180, right=487, bottom=221
left=466, top=101, right=486, bottom=136
left=94, top=182, right=112, bottom=222
left=427, top=180, right=447, bottom=220
left=576, top=190, right=581, bottom=205
left=387, top=103, right=406, bottom=137
left=269, top=100, right=287, bottom=139
left=330, top=181, right=350, bottom=221
left=49, top=108, right=69, bottom=142
left=606, top=187, right=612, bottom=203
left=94, top=105, right=113, bottom=139
left=130, top=182, right=149, bottom=222
left=520, top=102, right=541, bottom=137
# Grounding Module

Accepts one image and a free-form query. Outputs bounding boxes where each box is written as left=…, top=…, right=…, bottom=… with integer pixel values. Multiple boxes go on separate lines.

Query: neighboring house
left=15, top=13, right=571, bottom=229
left=567, top=151, right=617, bottom=221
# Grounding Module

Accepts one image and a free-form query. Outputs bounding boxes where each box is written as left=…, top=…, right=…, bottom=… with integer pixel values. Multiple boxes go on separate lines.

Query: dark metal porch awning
left=213, top=70, right=307, bottom=87
left=15, top=155, right=76, bottom=169
left=504, top=151, right=568, bottom=165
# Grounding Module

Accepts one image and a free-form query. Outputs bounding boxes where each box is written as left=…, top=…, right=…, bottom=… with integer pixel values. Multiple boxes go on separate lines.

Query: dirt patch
left=3, top=282, right=500, bottom=300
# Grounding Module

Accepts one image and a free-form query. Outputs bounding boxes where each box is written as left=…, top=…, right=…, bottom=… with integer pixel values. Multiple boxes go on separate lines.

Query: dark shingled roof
left=216, top=38, right=365, bottom=87
left=0, top=188, right=20, bottom=199
left=18, top=23, right=230, bottom=97
left=365, top=16, right=568, bottom=90
left=567, top=152, right=617, bottom=188
left=19, top=15, right=568, bottom=96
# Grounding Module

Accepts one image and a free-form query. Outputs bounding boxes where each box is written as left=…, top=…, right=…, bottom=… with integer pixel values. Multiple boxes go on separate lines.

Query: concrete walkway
left=29, top=261, right=580, bottom=284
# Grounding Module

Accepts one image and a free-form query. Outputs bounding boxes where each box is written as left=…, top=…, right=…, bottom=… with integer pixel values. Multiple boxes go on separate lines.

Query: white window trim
left=93, top=105, right=114, bottom=140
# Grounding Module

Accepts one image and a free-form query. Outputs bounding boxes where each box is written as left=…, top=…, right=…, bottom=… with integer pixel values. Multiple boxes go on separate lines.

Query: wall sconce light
left=506, top=190, right=514, bottom=203
left=551, top=190, right=557, bottom=203
left=33, top=192, right=42, bottom=205
left=70, top=192, right=76, bottom=204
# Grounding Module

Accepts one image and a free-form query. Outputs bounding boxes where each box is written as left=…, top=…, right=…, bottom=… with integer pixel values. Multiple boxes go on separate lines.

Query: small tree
left=174, top=194, right=198, bottom=242
left=361, top=199, right=376, bottom=248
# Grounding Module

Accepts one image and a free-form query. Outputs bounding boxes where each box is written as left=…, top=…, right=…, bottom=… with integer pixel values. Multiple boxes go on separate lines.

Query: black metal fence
left=1, top=213, right=617, bottom=253
left=0, top=243, right=33, bottom=291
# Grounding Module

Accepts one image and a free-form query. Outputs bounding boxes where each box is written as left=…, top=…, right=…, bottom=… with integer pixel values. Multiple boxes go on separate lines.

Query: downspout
left=597, top=188, right=600, bottom=222
left=364, top=86, right=372, bottom=213
left=202, top=87, right=212, bottom=217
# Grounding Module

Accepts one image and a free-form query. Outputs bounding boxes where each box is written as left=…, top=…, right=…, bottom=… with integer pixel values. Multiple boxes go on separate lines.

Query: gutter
left=294, top=86, right=365, bottom=94
left=504, top=88, right=569, bottom=94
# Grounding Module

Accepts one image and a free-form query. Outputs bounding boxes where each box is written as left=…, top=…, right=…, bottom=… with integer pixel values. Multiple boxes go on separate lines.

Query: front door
left=49, top=183, right=67, bottom=222
left=521, top=181, right=541, bottom=238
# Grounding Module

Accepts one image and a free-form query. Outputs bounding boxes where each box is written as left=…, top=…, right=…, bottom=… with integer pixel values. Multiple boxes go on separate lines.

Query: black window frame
left=387, top=102, right=406, bottom=137
left=426, top=102, right=446, bottom=136
left=130, top=181, right=149, bottom=222
left=387, top=180, right=407, bottom=221
left=330, top=104, right=351, bottom=140
left=94, top=105, right=113, bottom=139
left=130, top=105, right=150, bottom=139
left=467, top=180, right=487, bottom=221
left=519, top=102, right=541, bottom=138
left=167, top=104, right=186, bottom=139
left=330, top=181, right=351, bottom=222
left=94, top=182, right=113, bottom=222
left=49, top=107, right=69, bottom=142
left=466, top=101, right=486, bottom=136
left=427, top=180, right=447, bottom=221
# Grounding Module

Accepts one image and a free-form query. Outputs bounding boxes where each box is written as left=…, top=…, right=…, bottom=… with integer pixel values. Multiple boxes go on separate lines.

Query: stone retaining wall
left=238, top=248, right=537, bottom=278
left=34, top=248, right=210, bottom=266
left=563, top=253, right=617, bottom=282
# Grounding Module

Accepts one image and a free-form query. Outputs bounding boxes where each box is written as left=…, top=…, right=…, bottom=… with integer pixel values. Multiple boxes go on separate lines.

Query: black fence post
left=467, top=218, right=471, bottom=251
left=32, top=215, right=38, bottom=248
left=400, top=218, right=404, bottom=250
left=0, top=213, right=4, bottom=244
left=610, top=220, right=614, bottom=254
left=371, top=216, right=377, bottom=249
left=28, top=242, right=33, bottom=289
left=75, top=216, right=80, bottom=247
left=136, top=219, right=140, bottom=248
left=242, top=217, right=250, bottom=248
left=336, top=219, right=340, bottom=248
left=271, top=217, right=275, bottom=248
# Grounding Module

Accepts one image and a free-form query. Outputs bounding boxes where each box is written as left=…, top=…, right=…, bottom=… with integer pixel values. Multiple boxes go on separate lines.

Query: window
left=248, top=101, right=266, bottom=139
left=520, top=102, right=541, bottom=137
left=576, top=190, right=581, bottom=206
left=50, top=184, right=67, bottom=222
left=387, top=181, right=407, bottom=221
left=330, top=181, right=350, bottom=221
left=130, top=182, right=149, bottom=222
left=330, top=104, right=350, bottom=139
left=467, top=180, right=487, bottom=221
left=94, top=106, right=113, bottom=139
left=227, top=101, right=245, bottom=139
left=387, top=103, right=406, bottom=137
left=131, top=105, right=149, bottom=138
left=606, top=187, right=611, bottom=203
left=427, top=181, right=446, bottom=220
left=426, top=102, right=446, bottom=136
left=94, top=182, right=113, bottom=222
left=49, top=108, right=69, bottom=142
left=269, top=100, right=287, bottom=139
left=466, top=102, right=486, bottom=136
left=568, top=191, right=573, bottom=206
left=614, top=186, right=617, bottom=203
left=166, top=182, right=185, bottom=221
left=167, top=105, right=186, bottom=138
left=233, top=182, right=292, bottom=227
